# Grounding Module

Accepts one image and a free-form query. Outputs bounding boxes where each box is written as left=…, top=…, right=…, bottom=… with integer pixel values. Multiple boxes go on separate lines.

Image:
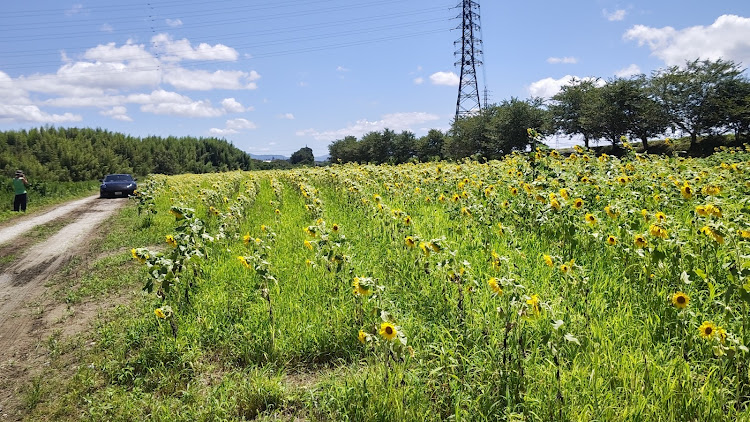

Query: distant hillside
left=249, top=154, right=289, bottom=161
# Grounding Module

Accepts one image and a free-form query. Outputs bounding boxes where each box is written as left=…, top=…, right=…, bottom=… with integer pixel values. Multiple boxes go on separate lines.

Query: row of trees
left=0, top=127, right=261, bottom=181
left=329, top=59, right=750, bottom=163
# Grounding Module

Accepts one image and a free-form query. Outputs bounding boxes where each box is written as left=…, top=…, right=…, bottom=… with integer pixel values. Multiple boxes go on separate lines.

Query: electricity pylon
left=454, top=0, right=483, bottom=121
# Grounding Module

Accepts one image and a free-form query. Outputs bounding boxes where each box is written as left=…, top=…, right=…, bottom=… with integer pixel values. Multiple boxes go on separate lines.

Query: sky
left=1, top=0, right=750, bottom=158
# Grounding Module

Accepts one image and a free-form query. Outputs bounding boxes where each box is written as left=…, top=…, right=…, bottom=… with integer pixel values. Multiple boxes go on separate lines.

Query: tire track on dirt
left=0, top=195, right=126, bottom=365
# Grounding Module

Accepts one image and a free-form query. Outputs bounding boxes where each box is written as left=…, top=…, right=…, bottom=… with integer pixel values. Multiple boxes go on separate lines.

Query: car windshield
left=104, top=174, right=133, bottom=182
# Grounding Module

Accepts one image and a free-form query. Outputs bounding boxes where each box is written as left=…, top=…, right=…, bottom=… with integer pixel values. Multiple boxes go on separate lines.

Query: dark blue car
left=100, top=174, right=137, bottom=198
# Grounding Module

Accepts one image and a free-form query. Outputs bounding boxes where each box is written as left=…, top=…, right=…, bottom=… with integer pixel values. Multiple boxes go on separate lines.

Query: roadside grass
left=0, top=180, right=99, bottom=224
left=22, top=146, right=750, bottom=420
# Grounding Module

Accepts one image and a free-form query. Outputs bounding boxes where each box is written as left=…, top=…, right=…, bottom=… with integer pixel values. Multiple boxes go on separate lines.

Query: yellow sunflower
left=165, top=235, right=177, bottom=247
left=585, top=213, right=597, bottom=225
left=358, top=330, right=368, bottom=344
left=671, top=292, right=690, bottom=309
left=699, top=321, right=717, bottom=339
left=352, top=277, right=371, bottom=296
left=634, top=234, right=648, bottom=248
left=680, top=184, right=693, bottom=199
left=379, top=322, right=398, bottom=341
left=573, top=198, right=584, bottom=209
left=649, top=224, right=668, bottom=239
left=526, top=294, right=541, bottom=316
left=405, top=236, right=416, bottom=248
left=488, top=277, right=502, bottom=295
left=606, top=235, right=617, bottom=246
left=543, top=254, right=554, bottom=267
left=154, top=308, right=166, bottom=319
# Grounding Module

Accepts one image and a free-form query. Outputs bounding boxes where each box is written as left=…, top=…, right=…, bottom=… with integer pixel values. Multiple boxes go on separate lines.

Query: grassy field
left=28, top=144, right=750, bottom=421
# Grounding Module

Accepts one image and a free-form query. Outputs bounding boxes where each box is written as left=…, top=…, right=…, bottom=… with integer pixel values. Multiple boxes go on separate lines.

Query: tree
left=549, top=78, right=601, bottom=149
left=290, top=146, right=314, bottom=165
left=484, top=98, right=547, bottom=158
left=328, top=136, right=361, bottom=163
left=626, top=76, right=670, bottom=152
left=391, top=131, right=417, bottom=164
left=415, top=129, right=445, bottom=161
left=713, top=77, right=750, bottom=141
left=651, top=58, right=744, bottom=149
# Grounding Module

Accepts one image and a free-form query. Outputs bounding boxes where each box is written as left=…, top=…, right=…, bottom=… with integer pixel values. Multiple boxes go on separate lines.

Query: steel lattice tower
left=454, top=0, right=483, bottom=120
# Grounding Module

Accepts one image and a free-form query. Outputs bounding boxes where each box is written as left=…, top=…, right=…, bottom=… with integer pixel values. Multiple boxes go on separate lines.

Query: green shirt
left=12, top=177, right=26, bottom=195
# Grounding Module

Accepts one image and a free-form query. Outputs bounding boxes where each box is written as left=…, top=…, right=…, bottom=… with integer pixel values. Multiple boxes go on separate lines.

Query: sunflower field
left=56, top=144, right=750, bottom=421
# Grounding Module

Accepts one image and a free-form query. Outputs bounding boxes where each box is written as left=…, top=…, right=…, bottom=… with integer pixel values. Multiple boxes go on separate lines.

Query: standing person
left=12, top=170, right=28, bottom=212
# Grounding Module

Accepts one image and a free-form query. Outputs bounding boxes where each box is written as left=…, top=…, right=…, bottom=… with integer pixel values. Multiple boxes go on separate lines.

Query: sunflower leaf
left=564, top=333, right=580, bottom=345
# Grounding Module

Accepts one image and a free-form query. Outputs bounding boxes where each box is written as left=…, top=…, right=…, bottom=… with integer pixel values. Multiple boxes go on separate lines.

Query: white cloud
left=528, top=75, right=603, bottom=98
left=209, top=118, right=257, bottom=136
left=547, top=57, right=578, bottom=64
left=414, top=77, right=424, bottom=85
left=226, top=118, right=256, bottom=130
left=100, top=23, right=114, bottom=32
left=624, top=14, right=750, bottom=66
left=296, top=112, right=440, bottom=141
left=0, top=105, right=81, bottom=124
left=603, top=9, right=626, bottom=22
left=221, top=98, right=245, bottom=113
left=278, top=113, right=295, bottom=120
left=99, top=106, right=132, bottom=121
left=151, top=33, right=238, bottom=62
left=615, top=64, right=642, bottom=77
left=126, top=90, right=225, bottom=117
left=65, top=4, right=83, bottom=16
left=165, top=19, right=183, bottom=27
left=336, top=66, right=350, bottom=72
left=429, top=71, right=460, bottom=86
left=163, top=68, right=260, bottom=90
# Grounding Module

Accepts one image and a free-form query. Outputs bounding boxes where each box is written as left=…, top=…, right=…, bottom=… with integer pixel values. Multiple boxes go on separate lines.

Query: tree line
left=328, top=59, right=750, bottom=163
left=0, top=126, right=292, bottom=182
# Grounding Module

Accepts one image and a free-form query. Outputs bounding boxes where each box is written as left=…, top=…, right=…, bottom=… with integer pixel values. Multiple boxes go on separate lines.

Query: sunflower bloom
left=243, top=233, right=251, bottom=244
left=379, top=322, right=398, bottom=341
left=654, top=212, right=667, bottom=222
left=585, top=213, right=597, bottom=225
left=671, top=292, right=690, bottom=309
left=419, top=242, right=431, bottom=256
left=573, top=198, right=584, bottom=209
left=543, top=254, right=554, bottom=267
left=680, top=184, right=693, bottom=199
left=358, top=330, right=368, bottom=344
left=488, top=277, right=502, bottom=295
left=154, top=308, right=166, bottom=319
left=304, top=240, right=314, bottom=250
left=605, top=206, right=618, bottom=219
left=634, top=234, right=648, bottom=248
left=606, top=235, right=617, bottom=246
left=405, top=236, right=416, bottom=248
left=166, top=235, right=177, bottom=247
left=559, top=188, right=570, bottom=200
left=352, top=277, right=371, bottom=296
left=702, top=185, right=721, bottom=195
left=699, top=321, right=717, bottom=339
left=649, top=224, right=668, bottom=239
left=526, top=295, right=541, bottom=316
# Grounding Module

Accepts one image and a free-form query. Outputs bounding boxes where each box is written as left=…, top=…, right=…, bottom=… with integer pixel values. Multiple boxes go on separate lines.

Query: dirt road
left=0, top=195, right=128, bottom=418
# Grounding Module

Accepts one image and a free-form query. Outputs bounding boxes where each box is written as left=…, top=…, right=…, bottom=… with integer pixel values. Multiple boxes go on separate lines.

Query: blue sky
left=1, top=1, right=749, bottom=158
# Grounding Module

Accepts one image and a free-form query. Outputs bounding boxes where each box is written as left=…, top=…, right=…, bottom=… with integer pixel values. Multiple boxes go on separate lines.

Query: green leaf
left=680, top=271, right=692, bottom=284
left=564, top=333, right=580, bottom=345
